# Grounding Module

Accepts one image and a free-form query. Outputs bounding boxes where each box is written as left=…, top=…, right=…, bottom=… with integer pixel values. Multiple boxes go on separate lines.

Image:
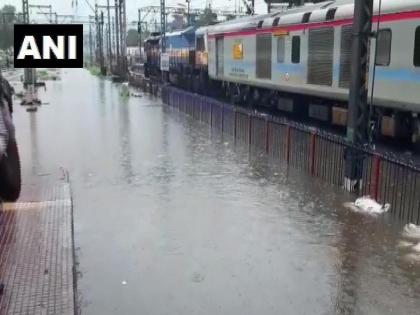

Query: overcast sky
left=4, top=0, right=268, bottom=25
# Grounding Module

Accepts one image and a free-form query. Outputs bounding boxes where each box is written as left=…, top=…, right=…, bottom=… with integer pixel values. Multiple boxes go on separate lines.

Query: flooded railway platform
left=0, top=171, right=74, bottom=315
left=3, top=68, right=420, bottom=314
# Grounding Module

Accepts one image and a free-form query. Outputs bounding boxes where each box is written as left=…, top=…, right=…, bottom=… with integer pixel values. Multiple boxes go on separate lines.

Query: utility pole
left=105, top=22, right=109, bottom=64
left=22, top=0, right=35, bottom=86
left=107, top=0, right=113, bottom=69
left=95, top=4, right=99, bottom=64
left=186, top=0, right=190, bottom=26
left=118, top=0, right=127, bottom=77
left=22, top=0, right=29, bottom=23
left=160, top=0, right=166, bottom=53
left=89, top=15, right=96, bottom=66
left=344, top=0, right=374, bottom=192
left=48, top=5, right=52, bottom=23
left=99, top=11, right=105, bottom=74
left=138, top=9, right=142, bottom=62
left=89, top=22, right=94, bottom=65
left=114, top=0, right=120, bottom=75
left=111, top=16, right=115, bottom=67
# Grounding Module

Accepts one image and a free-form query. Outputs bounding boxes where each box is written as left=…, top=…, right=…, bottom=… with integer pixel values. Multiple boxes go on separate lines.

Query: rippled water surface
left=8, top=69, right=420, bottom=315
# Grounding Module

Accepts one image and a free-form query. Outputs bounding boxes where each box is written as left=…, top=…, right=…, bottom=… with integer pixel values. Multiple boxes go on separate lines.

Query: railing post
left=234, top=110, right=237, bottom=143
left=371, top=154, right=381, bottom=200
left=286, top=126, right=291, bottom=164
left=265, top=119, right=270, bottom=154
left=182, top=93, right=186, bottom=113
left=210, top=102, right=213, bottom=127
left=248, top=113, right=252, bottom=147
left=221, top=106, right=224, bottom=134
left=177, top=91, right=180, bottom=111
left=199, top=97, right=203, bottom=122
left=310, top=133, right=317, bottom=175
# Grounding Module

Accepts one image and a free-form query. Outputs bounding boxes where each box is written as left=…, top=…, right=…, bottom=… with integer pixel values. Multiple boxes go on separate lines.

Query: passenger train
left=144, top=0, right=420, bottom=147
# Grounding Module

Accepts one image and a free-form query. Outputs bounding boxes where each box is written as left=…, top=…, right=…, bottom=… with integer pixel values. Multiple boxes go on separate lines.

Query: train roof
left=165, top=26, right=196, bottom=48
left=207, top=0, right=420, bottom=35
left=165, top=26, right=197, bottom=37
left=144, top=27, right=196, bottom=46
left=196, top=26, right=210, bottom=36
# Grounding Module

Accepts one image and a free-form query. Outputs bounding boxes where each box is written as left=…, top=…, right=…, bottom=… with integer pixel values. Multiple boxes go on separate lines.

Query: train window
left=415, top=27, right=420, bottom=67
left=292, top=36, right=300, bottom=64
left=302, top=13, right=311, bottom=23
left=375, top=29, right=392, bottom=66
left=273, top=17, right=280, bottom=27
left=326, top=8, right=337, bottom=21
left=277, top=37, right=285, bottom=63
left=257, top=20, right=264, bottom=28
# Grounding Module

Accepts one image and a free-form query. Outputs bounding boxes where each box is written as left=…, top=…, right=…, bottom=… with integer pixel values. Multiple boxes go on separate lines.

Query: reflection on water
left=29, top=112, right=40, bottom=175
left=7, top=69, right=420, bottom=315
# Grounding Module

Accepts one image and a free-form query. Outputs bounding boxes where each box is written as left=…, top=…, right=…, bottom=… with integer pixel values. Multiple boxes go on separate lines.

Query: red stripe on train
left=207, top=10, right=420, bottom=39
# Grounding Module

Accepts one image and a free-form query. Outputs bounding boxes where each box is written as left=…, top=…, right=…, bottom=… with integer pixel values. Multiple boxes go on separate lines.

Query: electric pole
left=160, top=0, right=166, bottom=53
left=89, top=22, right=93, bottom=65
left=118, top=0, right=127, bottom=77
left=344, top=0, right=374, bottom=192
left=22, top=0, right=35, bottom=86
left=99, top=11, right=105, bottom=74
left=111, top=16, right=115, bottom=67
left=114, top=0, right=120, bottom=75
left=138, top=9, right=142, bottom=61
left=107, top=0, right=113, bottom=69
left=186, top=0, right=190, bottom=26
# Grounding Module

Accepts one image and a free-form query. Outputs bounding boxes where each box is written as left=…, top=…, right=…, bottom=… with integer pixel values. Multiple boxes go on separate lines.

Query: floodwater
left=7, top=68, right=420, bottom=315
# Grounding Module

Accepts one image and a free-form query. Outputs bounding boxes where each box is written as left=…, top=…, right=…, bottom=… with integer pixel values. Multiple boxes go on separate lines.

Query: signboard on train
left=160, top=53, right=170, bottom=71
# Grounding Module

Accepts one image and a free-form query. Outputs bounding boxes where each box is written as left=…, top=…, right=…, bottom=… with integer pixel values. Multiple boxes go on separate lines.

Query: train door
left=256, top=34, right=272, bottom=79
left=308, top=27, right=334, bottom=86
left=216, top=37, right=224, bottom=76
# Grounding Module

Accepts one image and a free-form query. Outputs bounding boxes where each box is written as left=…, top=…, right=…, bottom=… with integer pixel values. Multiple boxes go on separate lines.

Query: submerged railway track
left=132, top=71, right=420, bottom=167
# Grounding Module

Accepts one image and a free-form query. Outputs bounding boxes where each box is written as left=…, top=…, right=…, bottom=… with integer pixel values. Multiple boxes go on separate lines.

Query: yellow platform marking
left=2, top=199, right=72, bottom=211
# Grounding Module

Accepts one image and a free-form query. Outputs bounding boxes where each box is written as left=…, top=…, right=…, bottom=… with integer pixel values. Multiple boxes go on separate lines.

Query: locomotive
left=144, top=0, right=420, bottom=148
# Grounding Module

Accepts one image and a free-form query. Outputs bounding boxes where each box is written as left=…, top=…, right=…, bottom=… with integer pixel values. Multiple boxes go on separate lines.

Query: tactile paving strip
left=0, top=175, right=75, bottom=315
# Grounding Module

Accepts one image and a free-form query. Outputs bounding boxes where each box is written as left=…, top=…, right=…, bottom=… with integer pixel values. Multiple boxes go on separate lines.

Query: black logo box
left=14, top=24, right=83, bottom=68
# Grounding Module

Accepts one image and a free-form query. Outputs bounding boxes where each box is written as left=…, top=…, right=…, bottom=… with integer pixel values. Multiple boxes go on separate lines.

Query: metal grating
left=308, top=27, right=334, bottom=86
left=339, top=25, right=353, bottom=88
left=256, top=34, right=272, bottom=80
left=0, top=174, right=75, bottom=315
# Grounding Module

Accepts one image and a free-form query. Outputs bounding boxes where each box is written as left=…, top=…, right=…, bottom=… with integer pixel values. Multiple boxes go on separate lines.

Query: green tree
left=126, top=29, right=139, bottom=47
left=0, top=5, right=18, bottom=50
left=196, top=8, right=218, bottom=26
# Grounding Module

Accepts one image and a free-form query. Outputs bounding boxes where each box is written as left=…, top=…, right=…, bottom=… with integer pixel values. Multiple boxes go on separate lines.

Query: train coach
left=206, top=0, right=420, bottom=146
left=145, top=0, right=420, bottom=148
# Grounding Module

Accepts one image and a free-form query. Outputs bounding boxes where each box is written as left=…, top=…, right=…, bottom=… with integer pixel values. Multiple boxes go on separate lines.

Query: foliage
left=126, top=29, right=139, bottom=47
left=127, top=28, right=150, bottom=47
left=0, top=5, right=20, bottom=50
left=196, top=8, right=218, bottom=27
left=87, top=65, right=101, bottom=76
left=168, top=14, right=185, bottom=31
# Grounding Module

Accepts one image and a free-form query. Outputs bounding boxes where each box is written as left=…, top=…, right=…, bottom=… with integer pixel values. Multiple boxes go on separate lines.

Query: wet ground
left=5, top=68, right=420, bottom=314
